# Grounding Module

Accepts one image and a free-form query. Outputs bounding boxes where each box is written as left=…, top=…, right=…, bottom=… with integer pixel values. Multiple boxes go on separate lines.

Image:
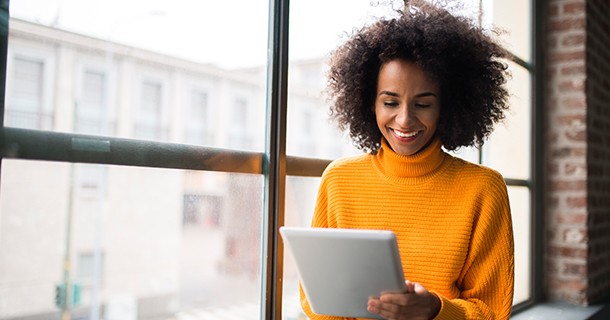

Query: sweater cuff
left=430, top=291, right=464, bottom=319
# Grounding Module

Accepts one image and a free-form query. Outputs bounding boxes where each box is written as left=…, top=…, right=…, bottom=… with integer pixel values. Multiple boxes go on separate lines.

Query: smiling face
left=374, top=59, right=441, bottom=156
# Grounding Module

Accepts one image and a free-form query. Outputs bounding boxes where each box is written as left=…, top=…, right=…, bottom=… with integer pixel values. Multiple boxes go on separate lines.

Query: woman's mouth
left=391, top=128, right=420, bottom=140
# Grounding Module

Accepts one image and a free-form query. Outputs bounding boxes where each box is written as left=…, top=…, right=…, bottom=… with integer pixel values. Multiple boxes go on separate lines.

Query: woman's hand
left=367, top=280, right=441, bottom=320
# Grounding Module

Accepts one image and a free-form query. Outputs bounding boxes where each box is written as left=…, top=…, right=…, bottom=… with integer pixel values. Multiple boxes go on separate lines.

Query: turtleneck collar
left=372, top=137, right=447, bottom=180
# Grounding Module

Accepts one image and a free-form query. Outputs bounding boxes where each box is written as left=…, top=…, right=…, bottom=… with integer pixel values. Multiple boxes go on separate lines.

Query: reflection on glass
left=482, top=60, right=532, bottom=180
left=491, top=0, right=532, bottom=62
left=0, top=160, right=263, bottom=319
left=508, top=186, right=531, bottom=305
left=6, top=0, right=268, bottom=151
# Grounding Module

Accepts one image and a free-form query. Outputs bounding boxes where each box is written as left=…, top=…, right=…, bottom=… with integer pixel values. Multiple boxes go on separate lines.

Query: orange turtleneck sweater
left=300, top=138, right=514, bottom=320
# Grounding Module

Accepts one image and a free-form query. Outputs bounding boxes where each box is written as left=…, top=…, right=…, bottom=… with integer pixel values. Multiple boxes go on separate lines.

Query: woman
left=301, top=1, right=514, bottom=319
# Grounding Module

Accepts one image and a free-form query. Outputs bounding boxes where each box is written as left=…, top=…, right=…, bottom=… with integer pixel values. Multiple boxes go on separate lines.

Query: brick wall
left=585, top=0, right=610, bottom=304
left=545, top=0, right=610, bottom=305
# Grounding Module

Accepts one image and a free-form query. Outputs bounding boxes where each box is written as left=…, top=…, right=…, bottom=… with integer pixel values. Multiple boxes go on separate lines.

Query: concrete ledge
left=511, top=301, right=603, bottom=320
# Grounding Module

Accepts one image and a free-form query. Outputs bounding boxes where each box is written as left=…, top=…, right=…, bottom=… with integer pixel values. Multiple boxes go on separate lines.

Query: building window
left=135, top=80, right=162, bottom=140
left=229, top=98, right=250, bottom=149
left=6, top=57, right=48, bottom=129
left=184, top=89, right=213, bottom=145
left=299, top=109, right=315, bottom=155
left=76, top=70, right=109, bottom=135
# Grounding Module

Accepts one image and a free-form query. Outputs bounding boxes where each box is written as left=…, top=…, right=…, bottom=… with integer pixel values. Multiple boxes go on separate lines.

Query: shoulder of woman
left=446, top=154, right=507, bottom=186
left=324, top=153, right=372, bottom=173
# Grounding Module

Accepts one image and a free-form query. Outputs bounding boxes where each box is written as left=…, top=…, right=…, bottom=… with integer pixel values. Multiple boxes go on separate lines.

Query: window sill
left=511, top=301, right=605, bottom=320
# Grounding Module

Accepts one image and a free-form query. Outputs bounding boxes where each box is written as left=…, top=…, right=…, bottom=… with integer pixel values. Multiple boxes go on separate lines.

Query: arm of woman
left=441, top=176, right=514, bottom=319
left=368, top=174, right=515, bottom=320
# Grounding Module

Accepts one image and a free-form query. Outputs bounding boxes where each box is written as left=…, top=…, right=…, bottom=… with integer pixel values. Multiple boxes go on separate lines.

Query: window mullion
left=261, top=0, right=290, bottom=319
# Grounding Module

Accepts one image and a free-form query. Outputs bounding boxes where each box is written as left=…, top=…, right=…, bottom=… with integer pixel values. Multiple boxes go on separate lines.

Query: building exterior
left=0, top=18, right=353, bottom=319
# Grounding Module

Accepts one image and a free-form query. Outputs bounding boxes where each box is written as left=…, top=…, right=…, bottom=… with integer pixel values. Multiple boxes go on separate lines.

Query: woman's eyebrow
left=415, top=92, right=438, bottom=98
left=378, top=90, right=399, bottom=97
left=378, top=90, right=438, bottom=98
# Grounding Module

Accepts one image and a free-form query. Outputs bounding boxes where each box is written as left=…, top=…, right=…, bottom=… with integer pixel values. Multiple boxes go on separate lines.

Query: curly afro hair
left=327, top=1, right=510, bottom=154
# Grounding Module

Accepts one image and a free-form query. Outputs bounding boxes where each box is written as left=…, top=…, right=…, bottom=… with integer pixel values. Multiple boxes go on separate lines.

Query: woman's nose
left=395, top=105, right=414, bottom=126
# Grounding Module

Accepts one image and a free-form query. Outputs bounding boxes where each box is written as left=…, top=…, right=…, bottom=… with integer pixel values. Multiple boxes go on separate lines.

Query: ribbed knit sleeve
left=299, top=140, right=514, bottom=320
left=431, top=171, right=514, bottom=319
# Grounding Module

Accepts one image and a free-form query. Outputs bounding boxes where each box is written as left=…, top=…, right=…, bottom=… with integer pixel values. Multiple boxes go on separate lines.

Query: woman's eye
left=383, top=101, right=399, bottom=107
left=415, top=103, right=431, bottom=108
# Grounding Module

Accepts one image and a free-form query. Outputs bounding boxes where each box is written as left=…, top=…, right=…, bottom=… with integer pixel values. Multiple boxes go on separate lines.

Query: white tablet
left=280, top=226, right=407, bottom=319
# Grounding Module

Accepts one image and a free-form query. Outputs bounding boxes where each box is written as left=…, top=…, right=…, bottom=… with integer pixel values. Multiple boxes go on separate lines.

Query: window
left=6, top=57, right=46, bottom=129
left=284, top=0, right=538, bottom=311
left=76, top=70, right=109, bottom=135
left=1, top=0, right=539, bottom=319
left=136, top=80, right=163, bottom=140
left=184, top=89, right=213, bottom=145
left=229, top=98, right=250, bottom=149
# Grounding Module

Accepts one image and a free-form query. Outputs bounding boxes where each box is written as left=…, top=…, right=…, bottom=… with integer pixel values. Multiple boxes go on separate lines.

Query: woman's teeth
left=393, top=129, right=419, bottom=138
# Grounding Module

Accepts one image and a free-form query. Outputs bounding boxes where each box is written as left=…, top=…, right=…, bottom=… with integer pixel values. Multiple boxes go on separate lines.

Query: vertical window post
left=262, top=0, right=289, bottom=319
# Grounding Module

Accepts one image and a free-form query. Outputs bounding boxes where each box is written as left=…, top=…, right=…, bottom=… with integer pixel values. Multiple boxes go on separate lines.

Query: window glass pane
left=482, top=61, right=532, bottom=180
left=8, top=0, right=268, bottom=151
left=286, top=0, right=401, bottom=159
left=0, top=160, right=263, bottom=319
left=508, top=186, right=531, bottom=305
left=282, top=176, right=321, bottom=319
left=284, top=0, right=500, bottom=161
left=448, top=145, right=480, bottom=164
left=488, top=0, right=532, bottom=63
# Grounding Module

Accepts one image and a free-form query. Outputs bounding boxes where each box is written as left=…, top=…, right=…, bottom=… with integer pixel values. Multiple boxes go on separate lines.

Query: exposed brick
left=564, top=227, right=588, bottom=244
left=550, top=147, right=571, bottom=158
left=557, top=212, right=588, bottom=224
left=548, top=17, right=586, bottom=32
left=548, top=180, right=586, bottom=192
left=564, top=162, right=586, bottom=176
left=548, top=278, right=587, bottom=291
left=563, top=261, right=588, bottom=276
left=549, top=245, right=588, bottom=259
left=543, top=0, right=610, bottom=306
left=561, top=33, right=586, bottom=47
left=563, top=1, right=586, bottom=15
left=550, top=146, right=586, bottom=158
left=548, top=50, right=586, bottom=63
left=558, top=114, right=586, bottom=126
left=564, top=128, right=586, bottom=141
left=566, top=195, right=587, bottom=208
left=558, top=78, right=585, bottom=92
left=559, top=95, right=587, bottom=109
left=560, top=64, right=586, bottom=76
